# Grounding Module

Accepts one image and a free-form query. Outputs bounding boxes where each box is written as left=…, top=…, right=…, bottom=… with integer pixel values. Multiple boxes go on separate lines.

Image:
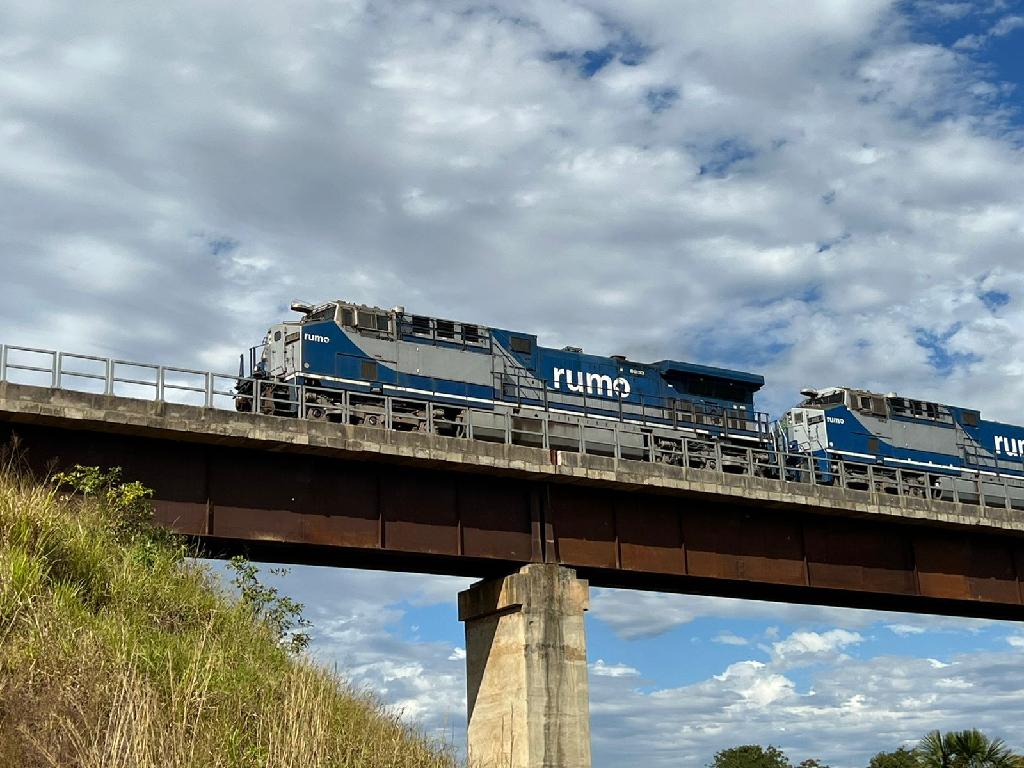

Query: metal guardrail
left=4, top=343, right=1024, bottom=514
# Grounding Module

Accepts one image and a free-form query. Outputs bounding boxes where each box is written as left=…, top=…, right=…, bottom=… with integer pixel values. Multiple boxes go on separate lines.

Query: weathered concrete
left=459, top=564, right=591, bottom=768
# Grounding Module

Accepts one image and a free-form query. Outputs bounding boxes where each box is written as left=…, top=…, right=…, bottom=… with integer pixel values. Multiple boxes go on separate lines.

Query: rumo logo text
left=552, top=368, right=631, bottom=398
left=304, top=333, right=330, bottom=343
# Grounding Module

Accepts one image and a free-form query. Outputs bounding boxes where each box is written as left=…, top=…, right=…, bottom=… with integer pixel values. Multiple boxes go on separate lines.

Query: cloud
left=771, top=629, right=864, bottom=666
left=713, top=631, right=750, bottom=646
left=954, top=12, right=1024, bottom=49
left=589, top=647, right=1024, bottom=767
left=590, top=588, right=994, bottom=640
left=591, top=659, right=641, bottom=678
left=887, top=624, right=928, bottom=636
left=1007, top=635, right=1024, bottom=648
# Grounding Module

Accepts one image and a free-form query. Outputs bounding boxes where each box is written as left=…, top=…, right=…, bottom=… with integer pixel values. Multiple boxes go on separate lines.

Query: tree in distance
left=709, top=745, right=796, bottom=768
left=869, top=747, right=919, bottom=768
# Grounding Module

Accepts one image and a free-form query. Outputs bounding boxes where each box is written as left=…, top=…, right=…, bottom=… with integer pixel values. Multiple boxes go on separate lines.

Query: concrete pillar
left=458, top=564, right=592, bottom=768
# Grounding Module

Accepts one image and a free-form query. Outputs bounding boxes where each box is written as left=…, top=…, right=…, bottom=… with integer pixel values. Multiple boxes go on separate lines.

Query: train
left=781, top=386, right=1024, bottom=502
left=235, top=298, right=770, bottom=468
left=235, top=298, right=1021, bottom=497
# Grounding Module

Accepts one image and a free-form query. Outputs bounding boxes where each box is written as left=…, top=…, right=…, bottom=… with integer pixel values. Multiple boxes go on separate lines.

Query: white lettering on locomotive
left=304, top=333, right=330, bottom=343
left=552, top=368, right=631, bottom=399
left=826, top=416, right=845, bottom=425
left=995, top=435, right=1024, bottom=457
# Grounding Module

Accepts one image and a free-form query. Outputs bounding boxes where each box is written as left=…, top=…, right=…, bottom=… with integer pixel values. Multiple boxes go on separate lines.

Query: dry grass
left=0, top=464, right=458, bottom=768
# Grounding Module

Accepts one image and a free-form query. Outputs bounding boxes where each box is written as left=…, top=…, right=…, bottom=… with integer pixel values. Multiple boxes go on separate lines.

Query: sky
left=2, top=0, right=1024, bottom=765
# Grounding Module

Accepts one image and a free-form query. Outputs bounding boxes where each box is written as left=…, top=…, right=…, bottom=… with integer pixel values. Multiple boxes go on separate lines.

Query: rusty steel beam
left=3, top=419, right=1024, bottom=621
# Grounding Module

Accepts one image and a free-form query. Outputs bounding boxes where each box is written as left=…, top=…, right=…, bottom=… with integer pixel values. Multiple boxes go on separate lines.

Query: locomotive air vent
left=799, top=388, right=818, bottom=398
left=562, top=346, right=583, bottom=353
left=290, top=300, right=315, bottom=314
left=611, top=355, right=627, bottom=362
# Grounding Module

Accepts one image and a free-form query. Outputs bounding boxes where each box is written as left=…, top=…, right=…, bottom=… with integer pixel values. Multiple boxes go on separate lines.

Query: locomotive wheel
left=307, top=406, right=326, bottom=420
left=364, top=414, right=381, bottom=427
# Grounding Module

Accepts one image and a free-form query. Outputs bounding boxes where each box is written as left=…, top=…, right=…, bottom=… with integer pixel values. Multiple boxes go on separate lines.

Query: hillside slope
left=0, top=463, right=457, bottom=768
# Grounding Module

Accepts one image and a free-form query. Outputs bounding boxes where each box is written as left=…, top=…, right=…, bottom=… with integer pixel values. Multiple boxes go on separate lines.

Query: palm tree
left=916, top=730, right=1019, bottom=768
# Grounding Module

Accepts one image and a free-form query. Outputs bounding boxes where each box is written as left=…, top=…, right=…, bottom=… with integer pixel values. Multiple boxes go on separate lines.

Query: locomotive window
left=436, top=320, right=455, bottom=339
left=463, top=324, right=481, bottom=342
left=274, top=331, right=282, bottom=342
left=357, top=312, right=377, bottom=330
left=341, top=307, right=355, bottom=326
left=868, top=437, right=879, bottom=453
left=859, top=396, right=872, bottom=410
left=963, top=410, right=979, bottom=427
left=808, top=415, right=824, bottom=425
left=510, top=336, right=532, bottom=354
left=794, top=412, right=804, bottom=424
left=360, top=360, right=378, bottom=380
left=375, top=314, right=390, bottom=332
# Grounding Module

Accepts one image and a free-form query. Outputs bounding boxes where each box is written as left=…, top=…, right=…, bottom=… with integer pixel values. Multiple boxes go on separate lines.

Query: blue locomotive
left=237, top=298, right=770, bottom=464
left=780, top=386, right=1024, bottom=501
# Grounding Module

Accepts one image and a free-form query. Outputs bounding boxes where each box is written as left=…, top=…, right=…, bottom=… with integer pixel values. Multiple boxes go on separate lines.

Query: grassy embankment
left=0, top=462, right=458, bottom=768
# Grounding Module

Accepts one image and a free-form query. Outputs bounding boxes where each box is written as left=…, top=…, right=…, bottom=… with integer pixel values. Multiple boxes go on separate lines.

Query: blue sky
left=3, top=0, right=1024, bottom=765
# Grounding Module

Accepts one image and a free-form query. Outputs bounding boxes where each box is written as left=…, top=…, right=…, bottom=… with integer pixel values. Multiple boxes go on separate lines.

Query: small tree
left=709, top=745, right=791, bottom=768
left=869, top=747, right=919, bottom=768
left=227, top=556, right=312, bottom=654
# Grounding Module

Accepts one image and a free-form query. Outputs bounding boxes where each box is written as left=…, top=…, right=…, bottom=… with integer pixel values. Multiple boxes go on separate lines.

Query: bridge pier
left=458, top=564, right=592, bottom=768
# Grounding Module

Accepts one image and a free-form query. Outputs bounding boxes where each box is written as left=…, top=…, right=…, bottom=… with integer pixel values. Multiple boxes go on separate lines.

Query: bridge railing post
left=0, top=345, right=6, bottom=382
left=104, top=358, right=113, bottom=396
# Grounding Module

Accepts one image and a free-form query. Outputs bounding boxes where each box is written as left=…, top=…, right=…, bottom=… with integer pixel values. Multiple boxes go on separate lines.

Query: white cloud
left=590, top=588, right=995, bottom=640
left=591, top=659, right=641, bottom=678
left=772, top=629, right=864, bottom=664
left=954, top=12, right=1024, bottom=49
left=1007, top=635, right=1024, bottom=648
left=713, top=631, right=750, bottom=646
left=888, top=624, right=928, bottom=636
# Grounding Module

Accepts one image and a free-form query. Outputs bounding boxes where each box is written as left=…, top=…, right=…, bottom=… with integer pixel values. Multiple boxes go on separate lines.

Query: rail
left=3, top=343, right=1024, bottom=513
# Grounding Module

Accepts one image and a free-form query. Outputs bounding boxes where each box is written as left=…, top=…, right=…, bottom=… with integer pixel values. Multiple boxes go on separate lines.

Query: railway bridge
left=3, top=347, right=1024, bottom=768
